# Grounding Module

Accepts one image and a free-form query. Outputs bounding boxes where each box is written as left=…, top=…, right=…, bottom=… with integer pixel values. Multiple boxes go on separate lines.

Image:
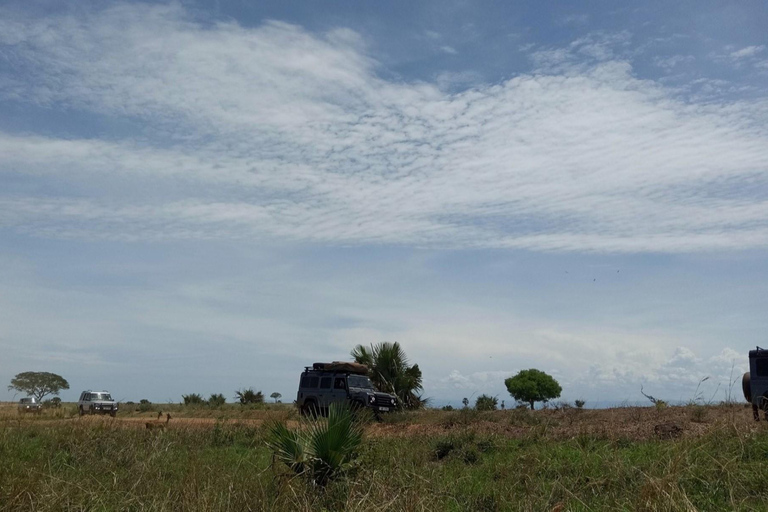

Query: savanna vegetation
left=2, top=401, right=768, bottom=511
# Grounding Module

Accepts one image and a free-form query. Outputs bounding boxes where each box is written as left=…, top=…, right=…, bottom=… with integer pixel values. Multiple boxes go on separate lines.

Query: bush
left=575, top=399, right=586, bottom=409
left=441, top=405, right=454, bottom=411
left=138, top=399, right=153, bottom=412
left=235, top=388, right=264, bottom=405
left=183, top=393, right=205, bottom=406
left=267, top=403, right=363, bottom=485
left=688, top=404, right=708, bottom=423
left=208, top=393, right=226, bottom=407
left=475, top=394, right=498, bottom=411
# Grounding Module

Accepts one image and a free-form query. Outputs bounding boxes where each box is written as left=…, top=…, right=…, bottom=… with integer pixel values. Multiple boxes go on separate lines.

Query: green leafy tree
left=8, top=371, right=69, bottom=402
left=351, top=341, right=424, bottom=409
left=235, top=388, right=264, bottom=405
left=267, top=402, right=363, bottom=485
left=208, top=393, right=226, bottom=407
left=475, top=394, right=498, bottom=411
left=505, top=369, right=562, bottom=410
left=270, top=392, right=282, bottom=403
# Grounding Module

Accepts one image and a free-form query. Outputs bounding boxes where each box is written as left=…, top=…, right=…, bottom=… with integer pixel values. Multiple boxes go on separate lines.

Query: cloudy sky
left=1, top=1, right=767, bottom=406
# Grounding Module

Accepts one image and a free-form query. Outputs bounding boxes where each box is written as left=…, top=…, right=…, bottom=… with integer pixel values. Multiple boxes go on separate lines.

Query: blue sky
left=1, top=1, right=767, bottom=406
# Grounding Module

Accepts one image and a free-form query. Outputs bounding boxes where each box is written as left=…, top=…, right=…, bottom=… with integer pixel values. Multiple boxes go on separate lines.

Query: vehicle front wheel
left=110, top=411, right=117, bottom=418
left=79, top=407, right=85, bottom=416
left=301, top=401, right=319, bottom=418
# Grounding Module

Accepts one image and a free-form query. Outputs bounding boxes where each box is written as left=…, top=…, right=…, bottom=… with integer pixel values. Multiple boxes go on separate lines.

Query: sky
left=1, top=1, right=767, bottom=407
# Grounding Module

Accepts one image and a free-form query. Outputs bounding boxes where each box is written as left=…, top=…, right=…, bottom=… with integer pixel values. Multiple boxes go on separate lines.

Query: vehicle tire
left=89, top=406, right=95, bottom=415
left=79, top=406, right=85, bottom=417
left=110, top=411, right=117, bottom=418
left=350, top=399, right=365, bottom=411
left=743, top=372, right=752, bottom=403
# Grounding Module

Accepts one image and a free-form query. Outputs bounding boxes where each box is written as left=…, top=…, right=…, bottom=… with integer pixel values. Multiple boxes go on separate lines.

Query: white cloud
left=0, top=6, right=767, bottom=253
left=730, top=45, right=765, bottom=59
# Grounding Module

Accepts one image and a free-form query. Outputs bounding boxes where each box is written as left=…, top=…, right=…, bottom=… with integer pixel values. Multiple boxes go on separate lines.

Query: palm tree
left=351, top=341, right=425, bottom=409
left=266, top=402, right=363, bottom=485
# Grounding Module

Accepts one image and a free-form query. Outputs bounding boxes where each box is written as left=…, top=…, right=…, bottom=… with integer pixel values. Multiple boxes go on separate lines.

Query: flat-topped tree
left=505, top=369, right=561, bottom=410
left=8, top=371, right=69, bottom=402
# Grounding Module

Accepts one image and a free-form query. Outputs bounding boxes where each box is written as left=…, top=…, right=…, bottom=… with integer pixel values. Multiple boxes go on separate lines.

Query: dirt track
left=4, top=405, right=767, bottom=441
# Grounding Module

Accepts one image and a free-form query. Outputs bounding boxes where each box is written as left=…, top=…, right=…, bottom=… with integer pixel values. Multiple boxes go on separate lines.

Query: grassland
left=2, top=402, right=768, bottom=511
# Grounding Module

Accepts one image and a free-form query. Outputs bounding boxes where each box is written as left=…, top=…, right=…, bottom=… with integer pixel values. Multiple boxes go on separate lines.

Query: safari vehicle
left=297, top=362, right=397, bottom=416
left=18, top=397, right=42, bottom=414
left=743, top=347, right=768, bottom=420
left=77, top=390, right=118, bottom=417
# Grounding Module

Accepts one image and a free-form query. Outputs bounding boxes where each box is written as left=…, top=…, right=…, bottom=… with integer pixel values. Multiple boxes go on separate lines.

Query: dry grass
left=2, top=403, right=768, bottom=511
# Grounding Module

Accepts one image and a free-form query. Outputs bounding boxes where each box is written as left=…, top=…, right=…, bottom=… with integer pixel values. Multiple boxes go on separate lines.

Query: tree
left=270, top=392, right=282, bottom=403
left=8, top=372, right=69, bottom=402
left=462, top=397, right=469, bottom=408
left=182, top=393, right=205, bottom=405
left=475, top=394, right=498, bottom=411
left=505, top=369, right=562, bottom=410
left=208, top=393, right=226, bottom=407
left=235, top=388, right=264, bottom=405
left=351, top=342, right=425, bottom=409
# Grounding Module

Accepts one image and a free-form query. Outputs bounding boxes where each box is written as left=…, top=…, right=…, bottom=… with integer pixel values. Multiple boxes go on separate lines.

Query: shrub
left=208, top=393, right=226, bottom=407
left=575, top=399, right=586, bottom=409
left=441, top=405, right=454, bottom=411
left=183, top=393, right=205, bottom=406
left=689, top=405, right=707, bottom=423
left=267, top=403, right=363, bottom=485
left=235, top=388, right=264, bottom=405
left=475, top=394, right=498, bottom=411
left=138, top=399, right=153, bottom=412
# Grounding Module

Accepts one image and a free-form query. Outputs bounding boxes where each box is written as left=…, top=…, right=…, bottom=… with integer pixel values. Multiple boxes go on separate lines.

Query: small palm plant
left=267, top=403, right=363, bottom=485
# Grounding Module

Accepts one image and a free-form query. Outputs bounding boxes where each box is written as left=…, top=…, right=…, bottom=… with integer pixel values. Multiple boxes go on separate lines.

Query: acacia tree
left=270, top=392, right=282, bottom=403
left=351, top=342, right=424, bottom=409
left=505, top=369, right=562, bottom=410
left=8, top=372, right=69, bottom=402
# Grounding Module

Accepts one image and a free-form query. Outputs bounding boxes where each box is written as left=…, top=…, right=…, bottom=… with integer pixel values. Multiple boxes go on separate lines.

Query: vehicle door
left=329, top=374, right=348, bottom=407
left=317, top=375, right=333, bottom=410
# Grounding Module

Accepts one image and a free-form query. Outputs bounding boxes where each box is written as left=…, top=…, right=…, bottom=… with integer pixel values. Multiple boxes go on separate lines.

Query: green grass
left=2, top=408, right=768, bottom=511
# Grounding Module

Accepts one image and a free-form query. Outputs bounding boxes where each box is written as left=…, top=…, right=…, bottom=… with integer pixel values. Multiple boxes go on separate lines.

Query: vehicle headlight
left=390, top=398, right=396, bottom=406
left=368, top=394, right=375, bottom=404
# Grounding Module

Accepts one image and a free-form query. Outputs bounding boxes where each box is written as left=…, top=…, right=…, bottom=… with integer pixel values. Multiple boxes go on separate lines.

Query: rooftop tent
left=312, top=361, right=369, bottom=374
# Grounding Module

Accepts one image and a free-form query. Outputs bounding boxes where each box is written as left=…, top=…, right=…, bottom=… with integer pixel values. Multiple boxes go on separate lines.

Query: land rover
left=77, top=390, right=118, bottom=417
left=18, top=397, right=42, bottom=414
left=296, top=362, right=397, bottom=416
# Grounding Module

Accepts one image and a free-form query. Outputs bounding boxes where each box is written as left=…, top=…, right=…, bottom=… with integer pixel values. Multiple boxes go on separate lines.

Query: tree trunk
left=529, top=400, right=534, bottom=410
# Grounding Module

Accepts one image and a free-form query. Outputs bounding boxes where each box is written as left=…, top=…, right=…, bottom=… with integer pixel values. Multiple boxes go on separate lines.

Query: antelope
left=146, top=412, right=171, bottom=430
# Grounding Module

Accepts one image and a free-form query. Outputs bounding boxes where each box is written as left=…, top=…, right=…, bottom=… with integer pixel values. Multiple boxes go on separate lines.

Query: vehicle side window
left=334, top=378, right=346, bottom=390
left=308, top=376, right=319, bottom=388
left=85, top=394, right=91, bottom=401
left=757, top=358, right=768, bottom=377
left=320, top=377, right=331, bottom=389
left=300, top=375, right=309, bottom=388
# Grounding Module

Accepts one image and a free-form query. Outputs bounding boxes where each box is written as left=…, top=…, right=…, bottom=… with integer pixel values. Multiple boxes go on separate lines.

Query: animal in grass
left=146, top=412, right=171, bottom=430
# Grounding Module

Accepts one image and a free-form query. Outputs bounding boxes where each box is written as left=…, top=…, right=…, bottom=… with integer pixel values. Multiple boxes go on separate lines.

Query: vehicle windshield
left=20, top=398, right=32, bottom=404
left=92, top=393, right=112, bottom=401
left=347, top=375, right=374, bottom=390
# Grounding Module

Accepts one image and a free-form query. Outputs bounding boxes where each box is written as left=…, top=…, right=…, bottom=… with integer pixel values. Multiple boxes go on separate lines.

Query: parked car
left=77, top=390, right=118, bottom=417
left=18, top=397, right=42, bottom=414
left=296, top=361, right=397, bottom=416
